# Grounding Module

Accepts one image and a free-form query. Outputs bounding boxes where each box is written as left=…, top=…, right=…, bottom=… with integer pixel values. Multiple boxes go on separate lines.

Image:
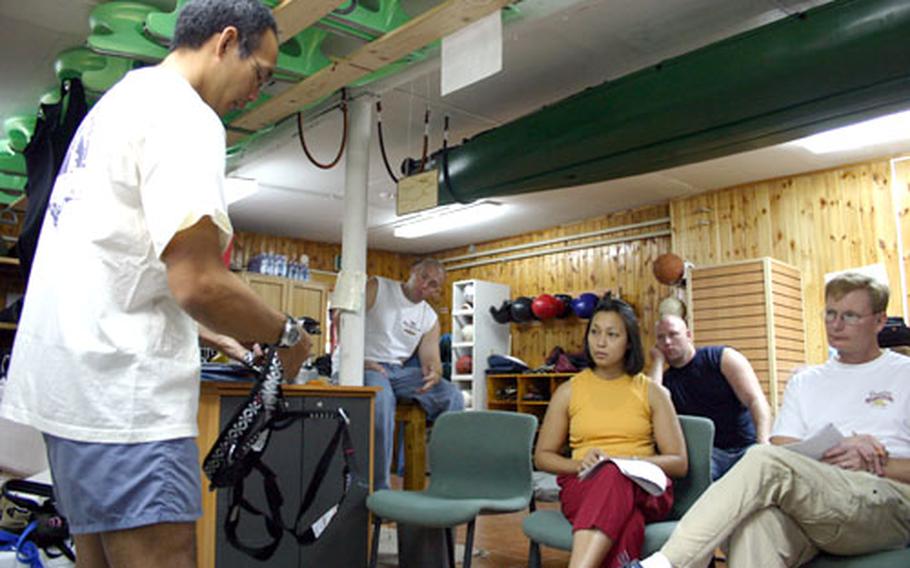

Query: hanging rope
left=419, top=107, right=430, bottom=171
left=296, top=90, right=347, bottom=170
left=376, top=100, right=399, bottom=183
left=376, top=100, right=433, bottom=184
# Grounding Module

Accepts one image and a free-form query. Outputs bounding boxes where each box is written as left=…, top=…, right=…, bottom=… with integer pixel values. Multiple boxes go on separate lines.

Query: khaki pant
left=661, top=445, right=910, bottom=568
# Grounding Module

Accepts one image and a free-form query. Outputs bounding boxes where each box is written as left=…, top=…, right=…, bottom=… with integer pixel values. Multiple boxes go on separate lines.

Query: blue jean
left=711, top=445, right=750, bottom=480
left=364, top=363, right=464, bottom=489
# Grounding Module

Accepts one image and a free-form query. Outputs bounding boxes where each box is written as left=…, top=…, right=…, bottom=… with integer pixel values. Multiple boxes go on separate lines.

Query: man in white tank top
left=363, top=258, right=464, bottom=489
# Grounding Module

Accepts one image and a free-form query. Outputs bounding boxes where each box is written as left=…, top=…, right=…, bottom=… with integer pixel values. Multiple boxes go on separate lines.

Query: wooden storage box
left=688, top=257, right=806, bottom=411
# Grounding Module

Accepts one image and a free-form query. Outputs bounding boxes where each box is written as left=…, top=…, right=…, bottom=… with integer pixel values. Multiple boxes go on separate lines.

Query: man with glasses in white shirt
left=630, top=272, right=910, bottom=568
left=0, top=2, right=309, bottom=567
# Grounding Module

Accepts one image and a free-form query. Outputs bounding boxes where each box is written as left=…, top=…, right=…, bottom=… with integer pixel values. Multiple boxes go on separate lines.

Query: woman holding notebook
left=535, top=296, right=688, bottom=568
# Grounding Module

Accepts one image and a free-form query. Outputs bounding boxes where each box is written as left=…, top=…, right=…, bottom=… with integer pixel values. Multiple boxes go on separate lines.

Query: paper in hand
left=782, top=423, right=845, bottom=460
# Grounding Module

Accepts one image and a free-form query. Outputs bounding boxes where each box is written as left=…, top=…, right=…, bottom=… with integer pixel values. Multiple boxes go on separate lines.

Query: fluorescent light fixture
left=224, top=176, right=259, bottom=205
left=787, top=109, right=910, bottom=154
left=393, top=201, right=505, bottom=239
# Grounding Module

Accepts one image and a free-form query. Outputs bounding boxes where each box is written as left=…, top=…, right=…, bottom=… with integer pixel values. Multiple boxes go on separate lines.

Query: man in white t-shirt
left=0, top=2, right=311, bottom=566
left=632, top=272, right=910, bottom=568
left=363, top=258, right=464, bottom=489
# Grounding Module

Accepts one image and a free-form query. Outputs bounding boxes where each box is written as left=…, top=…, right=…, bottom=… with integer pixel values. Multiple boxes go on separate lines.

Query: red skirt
left=557, top=462, right=674, bottom=568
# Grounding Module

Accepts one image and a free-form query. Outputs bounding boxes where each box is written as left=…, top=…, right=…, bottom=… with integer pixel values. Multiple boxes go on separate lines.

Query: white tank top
left=364, top=277, right=438, bottom=364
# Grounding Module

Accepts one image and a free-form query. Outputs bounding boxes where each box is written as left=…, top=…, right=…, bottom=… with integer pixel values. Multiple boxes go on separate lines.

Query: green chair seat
left=521, top=509, right=572, bottom=550
left=367, top=491, right=529, bottom=528
left=367, top=410, right=537, bottom=568
left=521, top=509, right=679, bottom=557
left=641, top=521, right=676, bottom=556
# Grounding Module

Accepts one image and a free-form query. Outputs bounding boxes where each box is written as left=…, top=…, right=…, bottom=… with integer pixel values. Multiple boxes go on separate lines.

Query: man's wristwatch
left=277, top=314, right=303, bottom=348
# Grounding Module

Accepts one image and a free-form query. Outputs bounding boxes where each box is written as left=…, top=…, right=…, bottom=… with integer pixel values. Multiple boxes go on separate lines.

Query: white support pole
left=338, top=96, right=373, bottom=386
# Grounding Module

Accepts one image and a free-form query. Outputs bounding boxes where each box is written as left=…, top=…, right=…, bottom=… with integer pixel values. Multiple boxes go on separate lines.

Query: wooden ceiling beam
left=272, top=0, right=346, bottom=41
left=229, top=0, right=513, bottom=140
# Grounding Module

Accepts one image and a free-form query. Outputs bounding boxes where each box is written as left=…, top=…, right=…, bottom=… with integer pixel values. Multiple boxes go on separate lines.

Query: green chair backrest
left=670, top=415, right=715, bottom=519
left=427, top=410, right=538, bottom=501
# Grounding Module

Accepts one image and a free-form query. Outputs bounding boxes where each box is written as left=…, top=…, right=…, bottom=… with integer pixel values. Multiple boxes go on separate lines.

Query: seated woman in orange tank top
left=535, top=297, right=688, bottom=568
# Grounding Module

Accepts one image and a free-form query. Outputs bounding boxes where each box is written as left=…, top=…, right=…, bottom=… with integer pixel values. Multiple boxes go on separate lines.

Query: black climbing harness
left=202, top=347, right=363, bottom=560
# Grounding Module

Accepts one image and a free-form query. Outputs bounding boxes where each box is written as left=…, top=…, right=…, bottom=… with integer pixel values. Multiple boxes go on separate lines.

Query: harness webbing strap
left=224, top=460, right=284, bottom=560
left=221, top=409, right=358, bottom=559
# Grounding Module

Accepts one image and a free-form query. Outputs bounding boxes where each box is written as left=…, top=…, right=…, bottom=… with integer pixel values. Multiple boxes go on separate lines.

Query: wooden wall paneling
left=894, top=158, right=910, bottom=318
left=234, top=230, right=413, bottom=279
left=669, top=192, right=720, bottom=265
left=673, top=160, right=908, bottom=364
left=437, top=204, right=671, bottom=368
left=868, top=165, right=905, bottom=313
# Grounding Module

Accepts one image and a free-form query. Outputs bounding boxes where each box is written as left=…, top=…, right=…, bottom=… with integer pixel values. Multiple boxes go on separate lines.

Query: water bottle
left=299, top=254, right=310, bottom=281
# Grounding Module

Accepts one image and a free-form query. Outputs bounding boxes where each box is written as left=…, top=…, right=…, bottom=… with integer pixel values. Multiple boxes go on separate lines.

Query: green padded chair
left=522, top=415, right=715, bottom=567
left=366, top=410, right=538, bottom=568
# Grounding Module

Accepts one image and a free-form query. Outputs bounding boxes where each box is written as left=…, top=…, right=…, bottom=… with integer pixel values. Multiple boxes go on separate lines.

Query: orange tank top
left=568, top=368, right=655, bottom=461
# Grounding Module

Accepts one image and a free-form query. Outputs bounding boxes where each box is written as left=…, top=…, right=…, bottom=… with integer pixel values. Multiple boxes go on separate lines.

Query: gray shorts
left=43, top=435, right=202, bottom=534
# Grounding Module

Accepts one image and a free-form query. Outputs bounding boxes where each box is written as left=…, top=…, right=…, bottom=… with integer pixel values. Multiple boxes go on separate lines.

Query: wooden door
left=286, top=281, right=327, bottom=355
left=242, top=273, right=286, bottom=312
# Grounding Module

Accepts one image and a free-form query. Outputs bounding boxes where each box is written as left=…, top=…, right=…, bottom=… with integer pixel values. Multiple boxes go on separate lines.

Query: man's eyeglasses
left=248, top=57, right=274, bottom=90
left=823, top=309, right=878, bottom=326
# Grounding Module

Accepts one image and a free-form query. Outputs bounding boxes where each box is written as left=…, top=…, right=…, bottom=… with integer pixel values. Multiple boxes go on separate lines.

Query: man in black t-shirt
left=649, top=315, right=771, bottom=479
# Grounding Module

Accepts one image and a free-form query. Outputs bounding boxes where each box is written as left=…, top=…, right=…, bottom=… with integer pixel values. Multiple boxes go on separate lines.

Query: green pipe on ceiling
left=434, top=0, right=910, bottom=206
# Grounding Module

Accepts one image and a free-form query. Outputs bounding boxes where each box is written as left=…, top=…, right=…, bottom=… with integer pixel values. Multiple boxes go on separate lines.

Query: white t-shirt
left=364, top=277, right=438, bottom=364
left=772, top=350, right=910, bottom=458
left=0, top=67, right=232, bottom=443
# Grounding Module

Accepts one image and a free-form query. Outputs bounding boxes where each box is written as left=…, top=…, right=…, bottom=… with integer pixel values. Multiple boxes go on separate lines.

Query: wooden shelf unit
left=486, top=372, right=573, bottom=421
left=451, top=279, right=510, bottom=410
left=687, top=257, right=806, bottom=412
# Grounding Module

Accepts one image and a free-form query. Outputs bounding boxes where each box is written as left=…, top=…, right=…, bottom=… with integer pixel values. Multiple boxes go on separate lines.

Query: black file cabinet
left=197, top=382, right=376, bottom=568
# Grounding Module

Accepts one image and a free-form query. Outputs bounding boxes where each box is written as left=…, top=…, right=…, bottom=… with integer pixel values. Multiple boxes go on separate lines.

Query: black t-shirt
left=663, top=346, right=756, bottom=449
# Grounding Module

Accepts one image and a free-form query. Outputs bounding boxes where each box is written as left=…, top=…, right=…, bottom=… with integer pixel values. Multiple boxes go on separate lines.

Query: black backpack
left=878, top=317, right=910, bottom=348
left=0, top=479, right=74, bottom=563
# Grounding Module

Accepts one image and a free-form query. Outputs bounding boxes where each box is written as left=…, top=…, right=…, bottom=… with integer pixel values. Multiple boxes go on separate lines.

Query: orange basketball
left=653, top=253, right=685, bottom=285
